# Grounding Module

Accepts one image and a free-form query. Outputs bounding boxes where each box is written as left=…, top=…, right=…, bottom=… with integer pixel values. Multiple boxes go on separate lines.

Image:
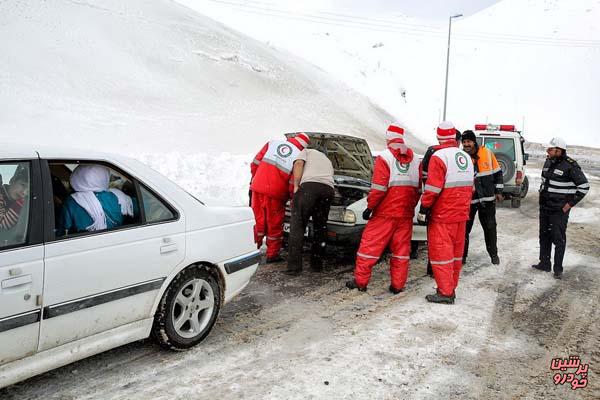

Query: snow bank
left=0, top=0, right=404, bottom=156
left=179, top=0, right=600, bottom=148
left=138, top=152, right=252, bottom=207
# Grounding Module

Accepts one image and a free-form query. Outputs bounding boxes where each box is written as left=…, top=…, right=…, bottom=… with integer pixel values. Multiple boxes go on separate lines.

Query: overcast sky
left=283, top=0, right=502, bottom=19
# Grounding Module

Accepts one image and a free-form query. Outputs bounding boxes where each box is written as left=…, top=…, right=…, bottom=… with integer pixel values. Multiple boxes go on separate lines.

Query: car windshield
left=483, top=137, right=516, bottom=161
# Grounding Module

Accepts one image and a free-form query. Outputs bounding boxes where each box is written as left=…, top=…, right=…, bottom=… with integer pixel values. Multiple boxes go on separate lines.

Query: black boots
left=266, top=255, right=285, bottom=264
left=282, top=269, right=301, bottom=276
left=310, top=256, right=323, bottom=272
left=531, top=263, right=551, bottom=272
left=389, top=285, right=404, bottom=294
left=425, top=292, right=455, bottom=304
left=491, top=255, right=500, bottom=265
left=345, top=280, right=367, bottom=292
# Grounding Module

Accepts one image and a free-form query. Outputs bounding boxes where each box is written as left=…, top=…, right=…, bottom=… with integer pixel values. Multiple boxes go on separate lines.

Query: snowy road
left=1, top=161, right=599, bottom=400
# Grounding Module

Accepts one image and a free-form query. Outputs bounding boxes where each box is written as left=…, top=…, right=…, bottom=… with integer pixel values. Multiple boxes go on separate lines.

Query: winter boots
left=491, top=255, right=500, bottom=265
left=425, top=293, right=455, bottom=304
left=266, top=255, right=285, bottom=264
left=554, top=272, right=563, bottom=280
left=531, top=263, right=551, bottom=272
left=425, top=289, right=455, bottom=304
left=389, top=285, right=404, bottom=294
left=345, top=279, right=367, bottom=292
left=345, top=280, right=405, bottom=294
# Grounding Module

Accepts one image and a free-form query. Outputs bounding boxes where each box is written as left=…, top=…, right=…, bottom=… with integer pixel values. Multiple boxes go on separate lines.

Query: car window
left=49, top=161, right=142, bottom=238
left=139, top=185, right=175, bottom=223
left=0, top=162, right=31, bottom=249
left=483, top=138, right=516, bottom=161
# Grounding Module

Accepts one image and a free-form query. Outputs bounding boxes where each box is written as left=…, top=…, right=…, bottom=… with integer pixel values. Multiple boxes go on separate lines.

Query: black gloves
left=417, top=207, right=430, bottom=226
left=362, top=208, right=373, bottom=220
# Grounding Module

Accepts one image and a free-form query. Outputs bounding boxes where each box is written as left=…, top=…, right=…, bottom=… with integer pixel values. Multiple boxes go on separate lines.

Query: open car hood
left=285, top=132, right=373, bottom=181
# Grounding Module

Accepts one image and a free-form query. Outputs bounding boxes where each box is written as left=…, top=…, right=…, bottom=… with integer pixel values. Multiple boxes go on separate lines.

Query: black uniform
left=287, top=182, right=334, bottom=272
left=537, top=154, right=589, bottom=275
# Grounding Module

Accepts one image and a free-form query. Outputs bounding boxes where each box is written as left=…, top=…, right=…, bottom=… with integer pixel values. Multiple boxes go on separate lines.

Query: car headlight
left=343, top=209, right=356, bottom=224
left=328, top=208, right=356, bottom=224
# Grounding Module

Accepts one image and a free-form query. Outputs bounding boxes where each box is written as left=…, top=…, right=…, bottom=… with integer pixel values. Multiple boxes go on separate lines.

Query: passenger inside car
left=0, top=165, right=29, bottom=231
left=0, top=164, right=30, bottom=247
left=57, top=164, right=137, bottom=236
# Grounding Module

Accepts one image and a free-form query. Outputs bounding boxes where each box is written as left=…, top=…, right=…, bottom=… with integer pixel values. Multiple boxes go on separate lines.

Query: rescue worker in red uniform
left=251, top=133, right=310, bottom=263
left=419, top=129, right=463, bottom=276
left=346, top=123, right=421, bottom=294
left=417, top=121, right=474, bottom=304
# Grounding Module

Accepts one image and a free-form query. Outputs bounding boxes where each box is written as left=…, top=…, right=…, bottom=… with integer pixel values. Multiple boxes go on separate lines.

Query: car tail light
left=499, top=125, right=516, bottom=131
left=516, top=170, right=523, bottom=185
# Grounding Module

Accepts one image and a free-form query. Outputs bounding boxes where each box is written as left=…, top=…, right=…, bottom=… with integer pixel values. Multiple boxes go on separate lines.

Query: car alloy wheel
left=152, top=266, right=221, bottom=350
left=172, top=278, right=215, bottom=339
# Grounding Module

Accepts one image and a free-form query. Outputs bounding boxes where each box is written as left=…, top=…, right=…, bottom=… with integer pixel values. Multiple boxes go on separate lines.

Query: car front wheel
left=152, top=266, right=221, bottom=350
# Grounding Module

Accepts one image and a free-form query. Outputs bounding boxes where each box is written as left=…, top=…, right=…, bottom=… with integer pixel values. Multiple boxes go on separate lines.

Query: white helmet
left=546, top=137, right=567, bottom=151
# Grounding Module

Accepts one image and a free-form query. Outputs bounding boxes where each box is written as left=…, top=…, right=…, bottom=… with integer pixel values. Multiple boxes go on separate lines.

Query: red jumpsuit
left=354, top=146, right=421, bottom=290
left=250, top=136, right=306, bottom=259
left=420, top=143, right=474, bottom=297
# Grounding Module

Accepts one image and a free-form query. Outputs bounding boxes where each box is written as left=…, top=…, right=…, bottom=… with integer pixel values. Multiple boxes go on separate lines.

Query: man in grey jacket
left=285, top=148, right=335, bottom=275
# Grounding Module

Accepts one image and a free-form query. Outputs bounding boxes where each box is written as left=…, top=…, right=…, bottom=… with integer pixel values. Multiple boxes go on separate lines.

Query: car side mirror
left=524, top=153, right=529, bottom=161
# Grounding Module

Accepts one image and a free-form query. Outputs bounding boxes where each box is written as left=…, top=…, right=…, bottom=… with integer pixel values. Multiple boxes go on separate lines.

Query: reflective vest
left=471, top=146, right=503, bottom=204
left=368, top=148, right=421, bottom=218
left=251, top=140, right=303, bottom=200
left=421, top=144, right=474, bottom=223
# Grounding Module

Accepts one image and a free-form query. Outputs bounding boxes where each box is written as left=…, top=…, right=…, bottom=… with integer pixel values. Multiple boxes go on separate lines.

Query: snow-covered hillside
left=180, top=0, right=600, bottom=147
left=0, top=0, right=424, bottom=155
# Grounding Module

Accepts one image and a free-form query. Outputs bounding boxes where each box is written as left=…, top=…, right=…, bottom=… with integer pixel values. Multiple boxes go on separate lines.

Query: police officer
left=532, top=137, right=589, bottom=279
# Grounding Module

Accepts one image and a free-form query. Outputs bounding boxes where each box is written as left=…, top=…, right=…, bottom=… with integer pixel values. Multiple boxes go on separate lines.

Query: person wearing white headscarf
left=58, top=165, right=134, bottom=235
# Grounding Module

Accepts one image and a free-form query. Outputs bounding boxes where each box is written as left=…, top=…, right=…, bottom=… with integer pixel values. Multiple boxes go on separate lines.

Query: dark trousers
left=287, top=182, right=334, bottom=272
left=464, top=202, right=498, bottom=259
left=539, top=209, right=569, bottom=274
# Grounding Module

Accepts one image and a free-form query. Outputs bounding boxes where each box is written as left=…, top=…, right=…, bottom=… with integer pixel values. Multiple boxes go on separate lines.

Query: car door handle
left=2, top=274, right=32, bottom=289
left=160, top=243, right=178, bottom=254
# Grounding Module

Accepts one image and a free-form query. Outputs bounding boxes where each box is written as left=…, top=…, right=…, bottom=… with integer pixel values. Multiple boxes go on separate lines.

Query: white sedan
left=0, top=144, right=259, bottom=388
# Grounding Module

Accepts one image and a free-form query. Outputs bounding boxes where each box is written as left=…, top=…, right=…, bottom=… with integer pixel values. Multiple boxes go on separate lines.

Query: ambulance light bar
left=474, top=124, right=516, bottom=132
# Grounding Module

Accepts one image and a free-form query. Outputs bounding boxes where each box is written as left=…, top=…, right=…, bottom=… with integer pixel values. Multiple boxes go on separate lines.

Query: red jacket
left=250, top=138, right=305, bottom=200
left=420, top=142, right=474, bottom=223
left=368, top=146, right=421, bottom=218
